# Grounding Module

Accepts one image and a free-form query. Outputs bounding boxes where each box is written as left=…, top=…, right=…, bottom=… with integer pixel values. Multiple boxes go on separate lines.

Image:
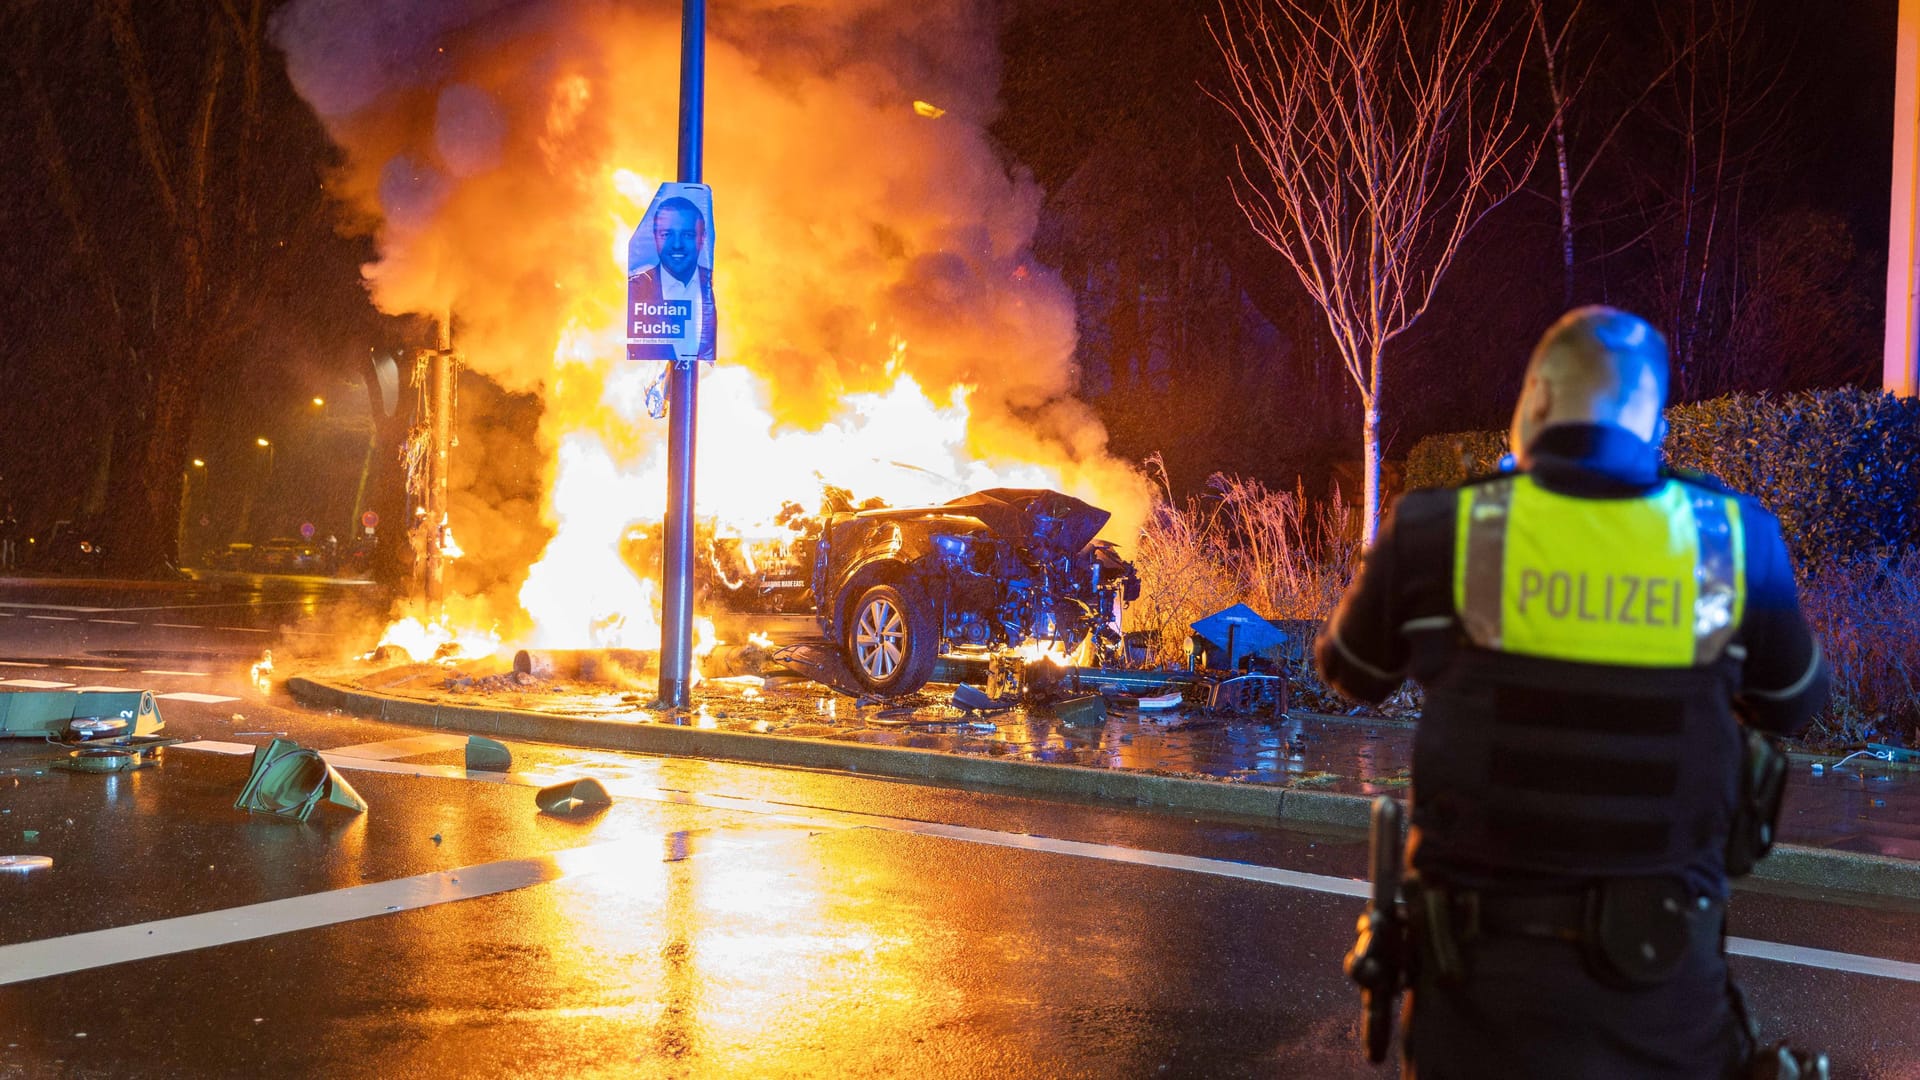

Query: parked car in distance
left=250, top=537, right=326, bottom=575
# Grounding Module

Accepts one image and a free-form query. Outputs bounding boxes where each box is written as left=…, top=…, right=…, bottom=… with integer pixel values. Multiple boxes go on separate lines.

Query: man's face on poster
left=654, top=206, right=704, bottom=283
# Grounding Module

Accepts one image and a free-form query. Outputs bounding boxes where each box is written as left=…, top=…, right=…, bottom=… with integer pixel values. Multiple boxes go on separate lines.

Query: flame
left=375, top=614, right=502, bottom=664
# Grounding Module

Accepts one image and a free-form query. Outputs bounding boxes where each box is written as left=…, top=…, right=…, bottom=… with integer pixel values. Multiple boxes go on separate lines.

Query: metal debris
left=464, top=736, right=511, bottom=772
left=535, top=778, right=613, bottom=816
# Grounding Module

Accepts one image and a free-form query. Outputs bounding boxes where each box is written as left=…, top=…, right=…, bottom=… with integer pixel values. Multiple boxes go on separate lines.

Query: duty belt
left=1412, top=879, right=1724, bottom=988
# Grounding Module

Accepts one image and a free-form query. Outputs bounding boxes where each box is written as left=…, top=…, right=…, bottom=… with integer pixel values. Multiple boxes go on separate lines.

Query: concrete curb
left=286, top=675, right=1920, bottom=901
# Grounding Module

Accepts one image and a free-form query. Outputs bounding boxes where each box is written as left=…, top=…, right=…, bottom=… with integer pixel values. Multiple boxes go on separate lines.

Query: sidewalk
left=286, top=662, right=1920, bottom=900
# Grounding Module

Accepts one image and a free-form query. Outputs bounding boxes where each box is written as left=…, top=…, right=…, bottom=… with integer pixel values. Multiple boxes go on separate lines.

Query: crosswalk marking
left=0, top=679, right=75, bottom=689
left=153, top=691, right=241, bottom=705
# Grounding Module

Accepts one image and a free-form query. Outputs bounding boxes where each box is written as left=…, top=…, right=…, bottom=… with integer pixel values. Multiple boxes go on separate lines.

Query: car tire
left=843, top=581, right=938, bottom=696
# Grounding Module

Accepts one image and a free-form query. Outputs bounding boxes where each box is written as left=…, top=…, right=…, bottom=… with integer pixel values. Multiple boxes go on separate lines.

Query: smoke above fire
left=273, top=0, right=1149, bottom=645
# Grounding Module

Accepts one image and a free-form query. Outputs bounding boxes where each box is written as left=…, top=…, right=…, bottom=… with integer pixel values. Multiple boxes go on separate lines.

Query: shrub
left=1797, top=553, right=1920, bottom=747
left=1132, top=455, right=1355, bottom=664
left=1403, top=388, right=1920, bottom=570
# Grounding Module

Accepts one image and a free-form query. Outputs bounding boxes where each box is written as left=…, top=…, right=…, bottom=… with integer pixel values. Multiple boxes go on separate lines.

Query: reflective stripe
left=1454, top=478, right=1516, bottom=649
left=1453, top=475, right=1748, bottom=668
left=1689, top=489, right=1744, bottom=664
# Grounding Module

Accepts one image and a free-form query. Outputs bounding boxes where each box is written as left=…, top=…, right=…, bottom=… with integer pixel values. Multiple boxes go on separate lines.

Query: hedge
left=1401, top=388, right=1920, bottom=569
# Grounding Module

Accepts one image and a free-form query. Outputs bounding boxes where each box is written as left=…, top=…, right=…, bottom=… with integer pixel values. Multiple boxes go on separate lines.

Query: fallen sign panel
left=0, top=690, right=163, bottom=740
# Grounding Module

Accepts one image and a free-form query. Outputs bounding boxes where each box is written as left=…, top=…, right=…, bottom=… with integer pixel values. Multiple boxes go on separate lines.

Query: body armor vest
left=1412, top=474, right=1750, bottom=881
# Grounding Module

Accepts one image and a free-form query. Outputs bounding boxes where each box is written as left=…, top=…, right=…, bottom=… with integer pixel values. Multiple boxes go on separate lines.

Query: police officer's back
left=1317, top=307, right=1829, bottom=1079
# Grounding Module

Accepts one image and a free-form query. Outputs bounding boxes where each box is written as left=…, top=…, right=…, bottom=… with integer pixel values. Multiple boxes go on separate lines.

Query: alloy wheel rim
left=854, top=598, right=906, bottom=680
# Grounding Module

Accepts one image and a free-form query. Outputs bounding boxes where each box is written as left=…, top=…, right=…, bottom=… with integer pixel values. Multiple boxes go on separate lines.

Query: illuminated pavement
left=0, top=577, right=1917, bottom=1077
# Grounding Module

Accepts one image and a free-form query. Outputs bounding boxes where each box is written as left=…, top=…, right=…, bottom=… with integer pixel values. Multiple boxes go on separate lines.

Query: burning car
left=705, top=488, right=1138, bottom=696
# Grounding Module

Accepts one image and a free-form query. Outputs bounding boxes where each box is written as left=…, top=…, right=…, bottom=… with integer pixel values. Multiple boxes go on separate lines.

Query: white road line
left=154, top=691, right=241, bottom=704
left=153, top=623, right=203, bottom=630
left=89, top=619, right=139, bottom=626
left=0, top=679, right=75, bottom=689
left=62, top=665, right=122, bottom=672
left=25, top=616, right=76, bottom=622
left=0, top=844, right=622, bottom=987
left=0, top=661, right=44, bottom=667
left=70, top=685, right=140, bottom=694
left=160, top=745, right=1920, bottom=986
left=0, top=830, right=808, bottom=987
left=141, top=669, right=209, bottom=677
left=174, top=740, right=259, bottom=755
left=0, top=603, right=108, bottom=613
left=325, top=734, right=472, bottom=761
left=218, top=627, right=272, bottom=634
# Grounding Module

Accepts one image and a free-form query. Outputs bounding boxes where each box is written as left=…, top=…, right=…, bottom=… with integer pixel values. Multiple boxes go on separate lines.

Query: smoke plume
left=273, top=0, right=1149, bottom=627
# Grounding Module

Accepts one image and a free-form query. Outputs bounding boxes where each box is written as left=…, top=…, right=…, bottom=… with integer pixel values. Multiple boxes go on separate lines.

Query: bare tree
left=8, top=0, right=330, bottom=574
left=1630, top=0, right=1796, bottom=399
left=1210, top=0, right=1536, bottom=543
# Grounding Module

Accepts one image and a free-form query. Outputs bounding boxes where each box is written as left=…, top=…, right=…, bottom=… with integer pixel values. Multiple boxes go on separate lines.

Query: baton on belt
left=1343, top=796, right=1405, bottom=1063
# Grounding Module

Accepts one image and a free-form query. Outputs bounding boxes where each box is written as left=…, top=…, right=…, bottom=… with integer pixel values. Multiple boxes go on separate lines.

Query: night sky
left=0, top=0, right=1900, bottom=551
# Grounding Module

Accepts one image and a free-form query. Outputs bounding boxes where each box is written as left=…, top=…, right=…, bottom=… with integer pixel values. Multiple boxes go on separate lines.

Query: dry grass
left=1131, top=456, right=1356, bottom=664
left=1798, top=553, right=1920, bottom=747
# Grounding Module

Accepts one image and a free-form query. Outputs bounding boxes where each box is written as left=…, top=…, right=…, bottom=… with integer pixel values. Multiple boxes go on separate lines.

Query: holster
left=1727, top=727, right=1788, bottom=877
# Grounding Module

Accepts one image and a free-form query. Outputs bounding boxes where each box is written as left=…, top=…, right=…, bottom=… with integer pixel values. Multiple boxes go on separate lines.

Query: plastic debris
left=464, top=736, right=511, bottom=772
left=431, top=833, right=443, bottom=845
left=952, top=684, right=1014, bottom=713
left=233, top=739, right=369, bottom=822
left=21, top=831, right=38, bottom=842
left=1052, top=694, right=1107, bottom=727
left=535, top=778, right=613, bottom=816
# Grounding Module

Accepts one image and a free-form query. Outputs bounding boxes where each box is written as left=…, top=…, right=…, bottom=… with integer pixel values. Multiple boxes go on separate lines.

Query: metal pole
left=426, top=313, right=452, bottom=614
left=658, top=0, right=705, bottom=708
left=1887, top=0, right=1920, bottom=397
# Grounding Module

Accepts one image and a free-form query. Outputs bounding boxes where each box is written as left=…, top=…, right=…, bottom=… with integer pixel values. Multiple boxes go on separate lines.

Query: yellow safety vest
left=1452, top=474, right=1746, bottom=668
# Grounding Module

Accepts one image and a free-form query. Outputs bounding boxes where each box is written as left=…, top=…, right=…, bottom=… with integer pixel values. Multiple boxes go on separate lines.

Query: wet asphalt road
left=0, top=577, right=1917, bottom=1078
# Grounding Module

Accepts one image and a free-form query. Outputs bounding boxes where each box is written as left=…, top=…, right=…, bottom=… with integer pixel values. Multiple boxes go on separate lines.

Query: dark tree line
left=0, top=0, right=388, bottom=575
left=995, top=0, right=1891, bottom=499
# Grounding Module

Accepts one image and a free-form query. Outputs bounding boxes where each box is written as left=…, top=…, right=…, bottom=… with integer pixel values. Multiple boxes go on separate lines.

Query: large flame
left=273, top=0, right=1153, bottom=668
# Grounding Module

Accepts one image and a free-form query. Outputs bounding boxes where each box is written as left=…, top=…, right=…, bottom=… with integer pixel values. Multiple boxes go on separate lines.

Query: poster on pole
left=625, top=182, right=717, bottom=364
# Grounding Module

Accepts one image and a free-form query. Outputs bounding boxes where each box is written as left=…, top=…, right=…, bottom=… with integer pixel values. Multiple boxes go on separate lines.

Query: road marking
left=0, top=661, right=45, bottom=667
left=325, top=734, right=473, bottom=761
left=62, top=665, right=122, bottom=672
left=0, top=679, right=75, bottom=689
left=141, top=670, right=209, bottom=677
left=0, top=830, right=807, bottom=987
left=153, top=623, right=204, bottom=630
left=217, top=627, right=273, bottom=634
left=174, top=740, right=258, bottom=755
left=89, top=619, right=139, bottom=626
left=25, top=616, right=76, bottom=622
left=0, top=845, right=620, bottom=987
left=71, top=685, right=140, bottom=694
left=154, top=691, right=241, bottom=704
left=159, top=743, right=1920, bottom=986
left=0, top=603, right=108, bottom=613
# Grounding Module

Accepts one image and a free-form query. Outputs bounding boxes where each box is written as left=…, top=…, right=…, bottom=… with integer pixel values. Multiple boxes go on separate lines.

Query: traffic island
left=283, top=660, right=1920, bottom=902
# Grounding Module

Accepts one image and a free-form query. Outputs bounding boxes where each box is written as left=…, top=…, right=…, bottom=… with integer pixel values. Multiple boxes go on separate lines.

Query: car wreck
left=704, top=488, right=1139, bottom=696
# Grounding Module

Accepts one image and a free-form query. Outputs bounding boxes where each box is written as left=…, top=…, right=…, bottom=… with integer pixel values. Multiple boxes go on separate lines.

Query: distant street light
left=312, top=397, right=325, bottom=407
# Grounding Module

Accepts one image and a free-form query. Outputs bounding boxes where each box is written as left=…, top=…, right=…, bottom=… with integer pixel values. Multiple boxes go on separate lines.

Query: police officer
left=1317, top=306, right=1828, bottom=1079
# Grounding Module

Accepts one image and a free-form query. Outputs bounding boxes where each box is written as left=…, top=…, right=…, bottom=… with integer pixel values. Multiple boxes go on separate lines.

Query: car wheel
left=844, top=581, right=938, bottom=695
